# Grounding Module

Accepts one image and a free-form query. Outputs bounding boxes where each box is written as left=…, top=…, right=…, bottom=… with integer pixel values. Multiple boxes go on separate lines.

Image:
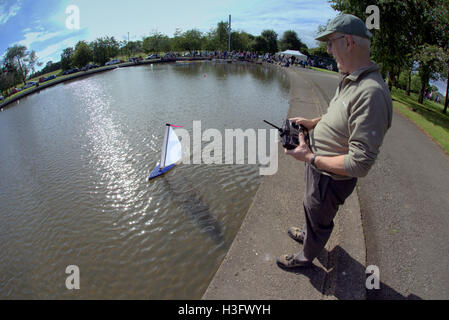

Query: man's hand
left=284, top=131, right=314, bottom=163
left=289, top=117, right=320, bottom=131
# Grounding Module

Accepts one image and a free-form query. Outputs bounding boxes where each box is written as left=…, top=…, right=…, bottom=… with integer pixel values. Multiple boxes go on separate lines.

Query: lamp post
left=228, top=15, right=231, bottom=53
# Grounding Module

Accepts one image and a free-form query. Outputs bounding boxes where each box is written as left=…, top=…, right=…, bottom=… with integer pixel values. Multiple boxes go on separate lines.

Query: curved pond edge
left=0, top=57, right=213, bottom=110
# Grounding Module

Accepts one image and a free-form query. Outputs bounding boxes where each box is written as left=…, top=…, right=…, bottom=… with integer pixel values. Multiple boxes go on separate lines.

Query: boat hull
left=148, top=163, right=176, bottom=181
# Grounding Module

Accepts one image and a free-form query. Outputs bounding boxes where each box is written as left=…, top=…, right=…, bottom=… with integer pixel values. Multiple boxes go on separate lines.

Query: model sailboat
left=148, top=124, right=183, bottom=181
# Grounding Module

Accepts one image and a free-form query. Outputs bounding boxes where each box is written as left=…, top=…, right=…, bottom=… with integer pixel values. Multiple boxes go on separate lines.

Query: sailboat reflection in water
left=148, top=123, right=225, bottom=245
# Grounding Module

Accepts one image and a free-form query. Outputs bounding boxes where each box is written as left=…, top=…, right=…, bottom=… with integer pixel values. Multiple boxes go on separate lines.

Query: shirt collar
left=345, top=62, right=379, bottom=82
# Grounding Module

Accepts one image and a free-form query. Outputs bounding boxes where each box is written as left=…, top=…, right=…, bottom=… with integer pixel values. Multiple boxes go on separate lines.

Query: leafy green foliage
left=72, top=41, right=92, bottom=68
left=61, top=47, right=74, bottom=71
left=308, top=42, right=332, bottom=59
left=260, top=30, right=278, bottom=54
left=279, top=30, right=308, bottom=55
left=142, top=32, right=171, bottom=53
left=5, top=45, right=30, bottom=85
left=329, top=0, right=448, bottom=106
left=90, top=37, right=120, bottom=65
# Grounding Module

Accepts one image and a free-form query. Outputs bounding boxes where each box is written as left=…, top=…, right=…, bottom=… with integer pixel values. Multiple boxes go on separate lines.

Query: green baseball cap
left=315, top=14, right=373, bottom=41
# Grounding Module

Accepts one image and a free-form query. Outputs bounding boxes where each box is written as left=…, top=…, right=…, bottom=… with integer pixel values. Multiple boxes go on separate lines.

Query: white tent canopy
left=278, top=50, right=307, bottom=61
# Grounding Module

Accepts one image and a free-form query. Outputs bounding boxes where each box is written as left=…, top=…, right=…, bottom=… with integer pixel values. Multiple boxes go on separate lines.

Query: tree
left=239, top=32, right=254, bottom=51
left=280, top=30, right=308, bottom=54
left=261, top=30, right=278, bottom=54
left=203, top=22, right=229, bottom=51
left=329, top=0, right=436, bottom=91
left=432, top=0, right=449, bottom=113
left=25, top=50, right=42, bottom=76
left=29, top=60, right=61, bottom=79
left=308, top=42, right=332, bottom=59
left=61, top=47, right=74, bottom=71
left=171, top=28, right=182, bottom=51
left=5, top=45, right=29, bottom=85
left=142, top=31, right=171, bottom=53
left=72, top=41, right=92, bottom=68
left=4, top=45, right=43, bottom=85
left=230, top=31, right=254, bottom=52
left=181, top=29, right=203, bottom=52
left=0, top=64, right=15, bottom=96
left=121, top=40, right=143, bottom=57
left=89, top=37, right=119, bottom=66
left=398, top=69, right=421, bottom=93
left=416, top=45, right=446, bottom=104
left=216, top=21, right=229, bottom=51
left=230, top=31, right=242, bottom=51
left=251, top=36, right=268, bottom=54
left=105, top=37, right=120, bottom=59
left=2, top=57, right=23, bottom=88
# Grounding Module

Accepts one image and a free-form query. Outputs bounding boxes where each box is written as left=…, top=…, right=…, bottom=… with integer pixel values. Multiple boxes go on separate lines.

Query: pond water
left=0, top=61, right=290, bottom=299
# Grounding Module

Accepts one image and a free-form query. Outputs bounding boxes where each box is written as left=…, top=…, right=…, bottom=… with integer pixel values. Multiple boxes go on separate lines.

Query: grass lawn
left=391, top=87, right=449, bottom=155
left=1, top=69, right=63, bottom=105
left=28, top=69, right=63, bottom=82
left=311, top=66, right=338, bottom=74
left=1, top=66, right=113, bottom=106
left=115, top=52, right=147, bottom=62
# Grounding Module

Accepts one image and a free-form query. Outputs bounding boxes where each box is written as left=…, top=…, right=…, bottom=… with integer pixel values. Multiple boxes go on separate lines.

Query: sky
left=0, top=0, right=446, bottom=93
left=0, top=0, right=337, bottom=64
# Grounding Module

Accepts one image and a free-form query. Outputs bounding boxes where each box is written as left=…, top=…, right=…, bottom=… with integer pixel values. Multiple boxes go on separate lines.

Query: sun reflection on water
left=72, top=80, right=151, bottom=218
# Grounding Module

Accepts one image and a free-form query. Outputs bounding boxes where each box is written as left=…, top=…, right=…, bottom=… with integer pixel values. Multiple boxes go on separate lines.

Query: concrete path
left=359, top=106, right=449, bottom=300
left=296, top=67, right=449, bottom=299
left=203, top=64, right=449, bottom=300
left=203, top=65, right=366, bottom=300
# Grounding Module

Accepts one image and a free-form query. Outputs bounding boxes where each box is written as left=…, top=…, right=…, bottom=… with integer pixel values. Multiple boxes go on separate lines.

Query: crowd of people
left=424, top=89, right=442, bottom=104
left=149, top=49, right=337, bottom=73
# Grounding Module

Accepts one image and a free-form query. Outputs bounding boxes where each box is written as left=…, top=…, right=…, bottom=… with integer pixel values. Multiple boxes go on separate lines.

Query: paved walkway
left=292, top=67, right=449, bottom=299
left=203, top=64, right=449, bottom=300
left=203, top=65, right=366, bottom=300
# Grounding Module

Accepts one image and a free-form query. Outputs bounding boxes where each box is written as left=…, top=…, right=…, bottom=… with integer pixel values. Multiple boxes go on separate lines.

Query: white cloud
left=35, top=36, right=80, bottom=65
left=35, top=43, right=61, bottom=62
left=0, top=0, right=21, bottom=25
left=17, top=30, right=64, bottom=48
left=232, top=1, right=337, bottom=47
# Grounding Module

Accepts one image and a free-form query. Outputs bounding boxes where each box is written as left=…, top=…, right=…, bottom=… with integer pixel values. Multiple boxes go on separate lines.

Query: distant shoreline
left=0, top=57, right=211, bottom=110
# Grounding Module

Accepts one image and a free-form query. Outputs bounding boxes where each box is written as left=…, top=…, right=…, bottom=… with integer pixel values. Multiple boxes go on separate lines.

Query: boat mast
left=160, top=124, right=170, bottom=169
left=228, top=15, right=231, bottom=52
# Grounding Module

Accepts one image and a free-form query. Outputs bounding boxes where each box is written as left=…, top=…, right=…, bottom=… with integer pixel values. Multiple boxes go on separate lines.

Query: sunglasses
left=327, top=35, right=345, bottom=48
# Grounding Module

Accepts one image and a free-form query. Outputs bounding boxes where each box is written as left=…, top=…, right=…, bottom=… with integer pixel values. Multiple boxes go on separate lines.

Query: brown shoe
left=276, top=254, right=312, bottom=269
left=288, top=227, right=304, bottom=243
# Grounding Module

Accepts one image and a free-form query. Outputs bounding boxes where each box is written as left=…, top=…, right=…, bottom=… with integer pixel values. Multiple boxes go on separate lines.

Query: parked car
left=145, top=54, right=159, bottom=60
left=63, top=69, right=74, bottom=75
left=39, top=75, right=57, bottom=83
left=182, top=52, right=191, bottom=57
left=81, top=64, right=99, bottom=71
left=23, top=81, right=38, bottom=89
left=62, top=68, right=80, bottom=75
left=162, top=53, right=176, bottom=61
left=129, top=57, right=141, bottom=63
left=105, top=59, right=121, bottom=66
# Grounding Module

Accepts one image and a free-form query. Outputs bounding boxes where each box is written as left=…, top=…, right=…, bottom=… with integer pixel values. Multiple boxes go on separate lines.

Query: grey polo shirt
left=310, top=63, right=393, bottom=180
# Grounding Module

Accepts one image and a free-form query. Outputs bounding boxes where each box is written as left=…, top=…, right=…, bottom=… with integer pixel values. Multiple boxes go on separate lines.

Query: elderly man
left=277, top=14, right=393, bottom=268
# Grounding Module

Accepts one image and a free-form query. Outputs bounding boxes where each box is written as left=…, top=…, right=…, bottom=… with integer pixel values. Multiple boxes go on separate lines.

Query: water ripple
left=0, top=63, right=289, bottom=299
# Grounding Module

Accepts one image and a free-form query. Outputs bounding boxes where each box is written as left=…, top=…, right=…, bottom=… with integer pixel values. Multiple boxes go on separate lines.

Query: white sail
left=160, top=125, right=182, bottom=169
